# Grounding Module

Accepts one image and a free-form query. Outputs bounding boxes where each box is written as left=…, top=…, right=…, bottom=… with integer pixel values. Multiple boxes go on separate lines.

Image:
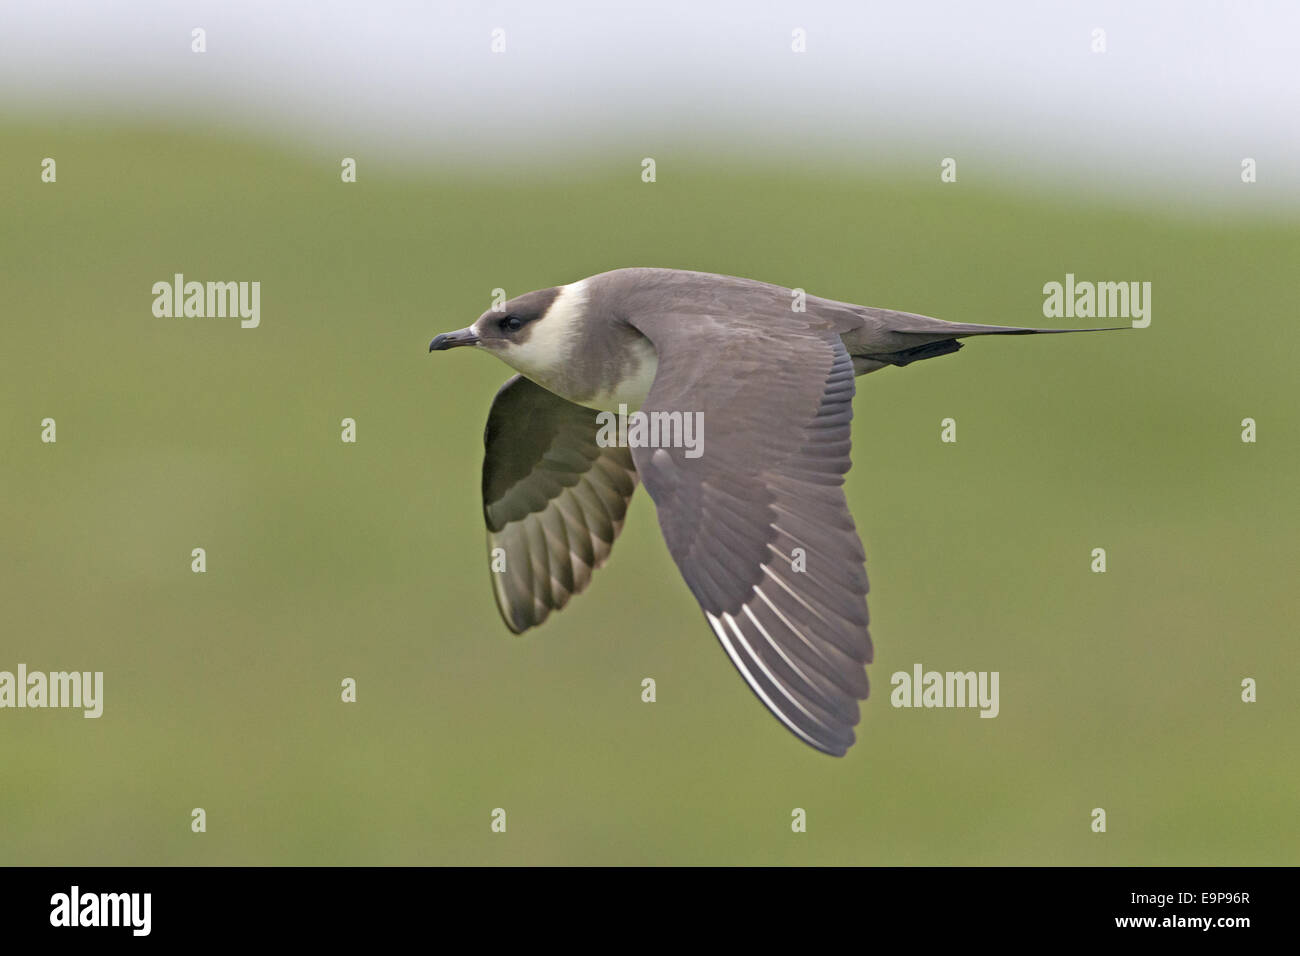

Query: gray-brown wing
left=627, top=311, right=871, bottom=756
left=482, top=375, right=638, bottom=633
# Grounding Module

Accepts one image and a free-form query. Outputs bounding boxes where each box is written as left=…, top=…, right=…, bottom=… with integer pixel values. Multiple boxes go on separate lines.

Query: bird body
left=429, top=267, right=1115, bottom=755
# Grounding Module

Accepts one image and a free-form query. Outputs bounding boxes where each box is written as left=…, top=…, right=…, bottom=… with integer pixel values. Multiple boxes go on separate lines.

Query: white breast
left=582, top=336, right=659, bottom=412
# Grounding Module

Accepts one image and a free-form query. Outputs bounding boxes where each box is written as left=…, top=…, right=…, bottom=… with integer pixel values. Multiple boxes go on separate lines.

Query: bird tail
left=866, top=306, right=1127, bottom=338
left=847, top=308, right=1125, bottom=372
left=915, top=321, right=1128, bottom=336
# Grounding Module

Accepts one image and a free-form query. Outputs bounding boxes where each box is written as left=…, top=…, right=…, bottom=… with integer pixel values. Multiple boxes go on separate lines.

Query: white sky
left=2, top=1, right=1297, bottom=204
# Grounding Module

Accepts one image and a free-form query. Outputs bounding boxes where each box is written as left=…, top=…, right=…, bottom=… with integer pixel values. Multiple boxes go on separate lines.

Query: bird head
left=429, top=283, right=585, bottom=386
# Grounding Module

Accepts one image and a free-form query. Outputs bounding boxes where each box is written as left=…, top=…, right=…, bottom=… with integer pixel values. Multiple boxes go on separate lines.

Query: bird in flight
left=429, top=268, right=1112, bottom=756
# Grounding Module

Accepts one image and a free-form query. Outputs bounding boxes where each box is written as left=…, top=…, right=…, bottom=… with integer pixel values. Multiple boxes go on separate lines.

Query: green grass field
left=2, top=120, right=1296, bottom=864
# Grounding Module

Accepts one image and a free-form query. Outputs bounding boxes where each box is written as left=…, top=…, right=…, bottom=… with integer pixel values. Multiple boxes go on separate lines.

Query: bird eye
left=500, top=315, right=523, bottom=332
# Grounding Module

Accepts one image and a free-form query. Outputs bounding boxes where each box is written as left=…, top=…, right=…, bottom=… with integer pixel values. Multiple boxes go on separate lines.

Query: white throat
left=497, top=279, right=588, bottom=395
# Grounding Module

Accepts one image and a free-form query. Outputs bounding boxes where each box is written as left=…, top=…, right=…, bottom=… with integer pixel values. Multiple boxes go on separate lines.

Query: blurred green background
left=2, top=120, right=1296, bottom=865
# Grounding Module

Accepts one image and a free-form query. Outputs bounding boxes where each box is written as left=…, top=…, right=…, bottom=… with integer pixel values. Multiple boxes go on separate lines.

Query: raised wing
left=481, top=375, right=638, bottom=633
left=626, top=308, right=872, bottom=756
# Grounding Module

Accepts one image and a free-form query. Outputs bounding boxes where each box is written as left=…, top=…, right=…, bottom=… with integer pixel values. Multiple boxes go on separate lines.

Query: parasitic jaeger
left=429, top=267, right=1116, bottom=756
